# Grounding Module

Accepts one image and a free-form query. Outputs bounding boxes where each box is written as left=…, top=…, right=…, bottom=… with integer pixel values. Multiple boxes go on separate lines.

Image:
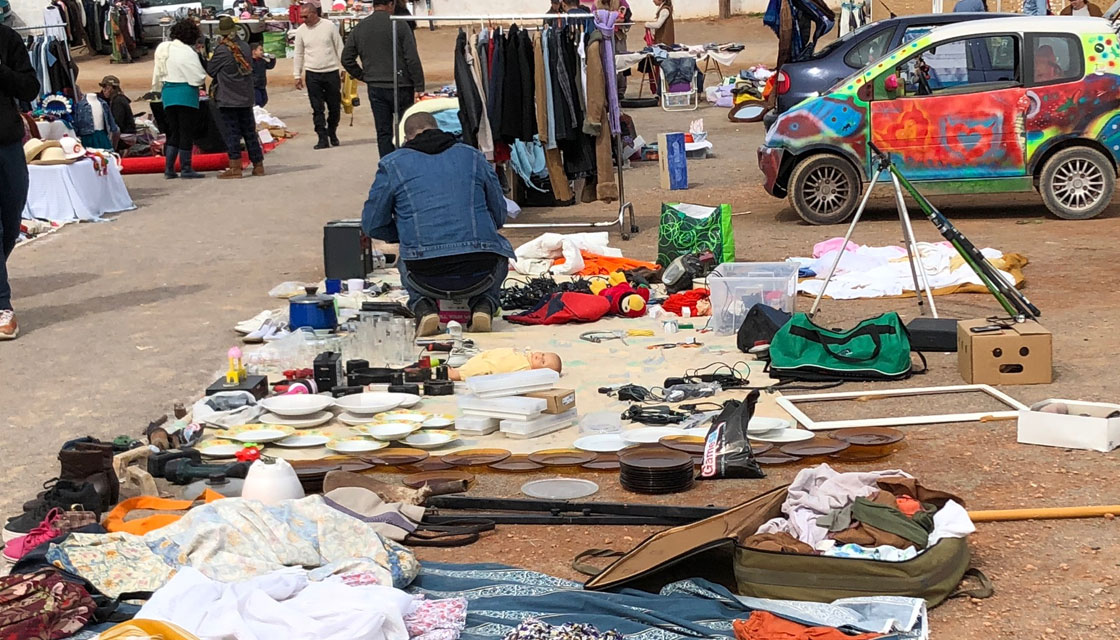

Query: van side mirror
left=884, top=74, right=899, bottom=92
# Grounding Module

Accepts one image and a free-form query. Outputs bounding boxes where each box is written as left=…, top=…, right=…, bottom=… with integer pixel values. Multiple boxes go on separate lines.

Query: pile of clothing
left=744, top=464, right=975, bottom=561
left=793, top=237, right=1026, bottom=300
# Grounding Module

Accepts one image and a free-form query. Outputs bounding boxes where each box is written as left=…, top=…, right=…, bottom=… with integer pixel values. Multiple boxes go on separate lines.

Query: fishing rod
left=868, top=142, right=1041, bottom=321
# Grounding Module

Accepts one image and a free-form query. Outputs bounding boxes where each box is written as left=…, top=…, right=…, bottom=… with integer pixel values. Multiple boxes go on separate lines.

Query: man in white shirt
left=293, top=0, right=344, bottom=149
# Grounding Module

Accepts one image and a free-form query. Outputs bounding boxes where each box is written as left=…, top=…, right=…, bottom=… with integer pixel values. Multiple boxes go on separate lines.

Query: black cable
left=499, top=276, right=596, bottom=310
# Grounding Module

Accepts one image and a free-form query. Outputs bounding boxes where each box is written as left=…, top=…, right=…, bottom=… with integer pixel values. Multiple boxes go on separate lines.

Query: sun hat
left=23, top=138, right=60, bottom=164
left=32, top=146, right=78, bottom=166
left=57, top=136, right=87, bottom=161
left=217, top=15, right=238, bottom=36
left=99, top=75, right=121, bottom=88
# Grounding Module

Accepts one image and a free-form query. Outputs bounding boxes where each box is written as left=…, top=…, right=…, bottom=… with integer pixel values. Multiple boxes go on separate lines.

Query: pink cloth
left=405, top=596, right=467, bottom=640
left=812, top=237, right=861, bottom=258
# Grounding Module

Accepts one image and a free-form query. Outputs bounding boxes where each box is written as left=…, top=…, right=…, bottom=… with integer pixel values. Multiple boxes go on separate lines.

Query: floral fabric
left=406, top=596, right=468, bottom=640
left=503, top=619, right=624, bottom=640
left=47, top=496, right=419, bottom=598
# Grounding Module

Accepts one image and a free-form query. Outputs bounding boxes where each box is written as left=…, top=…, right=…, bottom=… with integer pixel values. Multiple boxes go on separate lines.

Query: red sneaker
left=2, top=508, right=62, bottom=563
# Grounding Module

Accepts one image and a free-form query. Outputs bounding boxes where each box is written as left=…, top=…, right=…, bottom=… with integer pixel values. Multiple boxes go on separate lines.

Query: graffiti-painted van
left=759, top=17, right=1120, bottom=224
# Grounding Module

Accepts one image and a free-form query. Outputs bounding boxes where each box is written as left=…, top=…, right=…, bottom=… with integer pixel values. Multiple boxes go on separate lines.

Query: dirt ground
left=2, top=15, right=1119, bottom=638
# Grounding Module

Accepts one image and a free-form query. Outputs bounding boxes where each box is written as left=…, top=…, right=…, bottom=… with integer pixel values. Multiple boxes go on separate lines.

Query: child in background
left=447, top=348, right=563, bottom=380
left=251, top=43, right=277, bottom=107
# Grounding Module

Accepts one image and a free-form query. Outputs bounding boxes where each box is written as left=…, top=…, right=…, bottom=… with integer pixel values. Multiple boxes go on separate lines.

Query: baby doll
left=447, top=348, right=563, bottom=380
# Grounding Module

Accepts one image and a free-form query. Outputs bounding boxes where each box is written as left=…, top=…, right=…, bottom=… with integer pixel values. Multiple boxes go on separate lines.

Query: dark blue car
left=762, top=13, right=1009, bottom=129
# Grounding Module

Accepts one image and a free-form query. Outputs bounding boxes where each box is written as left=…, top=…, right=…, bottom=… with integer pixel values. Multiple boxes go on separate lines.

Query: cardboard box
left=658, top=132, right=688, bottom=190
left=524, top=388, right=577, bottom=415
left=1018, top=399, right=1120, bottom=452
left=957, top=319, right=1052, bottom=385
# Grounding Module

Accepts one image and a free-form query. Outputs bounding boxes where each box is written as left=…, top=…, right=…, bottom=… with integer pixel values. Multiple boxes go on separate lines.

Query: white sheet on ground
left=135, top=566, right=415, bottom=640
left=513, top=232, right=622, bottom=276
left=792, top=239, right=1014, bottom=299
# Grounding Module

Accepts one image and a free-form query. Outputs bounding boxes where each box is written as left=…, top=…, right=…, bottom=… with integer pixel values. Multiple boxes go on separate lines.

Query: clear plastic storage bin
left=706, top=262, right=799, bottom=335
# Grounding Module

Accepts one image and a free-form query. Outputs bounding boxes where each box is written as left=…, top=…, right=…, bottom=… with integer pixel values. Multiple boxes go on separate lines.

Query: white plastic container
left=241, top=458, right=305, bottom=505
left=456, top=415, right=499, bottom=436
left=466, top=369, right=559, bottom=399
left=706, top=262, right=800, bottom=335
left=500, top=409, right=578, bottom=439
left=458, top=394, right=547, bottom=420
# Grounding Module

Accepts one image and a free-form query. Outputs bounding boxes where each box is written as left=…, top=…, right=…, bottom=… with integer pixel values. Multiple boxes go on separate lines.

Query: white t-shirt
left=1073, top=5, right=1091, bottom=14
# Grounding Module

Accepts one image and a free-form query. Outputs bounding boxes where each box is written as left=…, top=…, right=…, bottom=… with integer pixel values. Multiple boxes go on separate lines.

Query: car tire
left=787, top=154, right=862, bottom=225
left=1039, top=146, right=1115, bottom=220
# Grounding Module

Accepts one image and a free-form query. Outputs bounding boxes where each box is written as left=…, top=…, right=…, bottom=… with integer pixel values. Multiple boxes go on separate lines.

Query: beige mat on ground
left=205, top=316, right=794, bottom=462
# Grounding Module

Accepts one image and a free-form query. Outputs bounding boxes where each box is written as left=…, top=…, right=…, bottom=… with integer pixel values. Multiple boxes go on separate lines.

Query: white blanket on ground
left=793, top=240, right=1014, bottom=299
left=512, top=232, right=622, bottom=276
left=135, top=567, right=414, bottom=640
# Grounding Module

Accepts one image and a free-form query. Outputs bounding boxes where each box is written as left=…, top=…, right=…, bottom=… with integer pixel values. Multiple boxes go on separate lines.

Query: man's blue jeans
left=398, top=256, right=508, bottom=313
left=0, top=141, right=30, bottom=311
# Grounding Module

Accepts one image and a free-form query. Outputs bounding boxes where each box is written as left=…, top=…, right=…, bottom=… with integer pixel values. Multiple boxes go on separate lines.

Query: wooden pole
left=969, top=506, right=1119, bottom=523
left=719, top=0, right=731, bottom=19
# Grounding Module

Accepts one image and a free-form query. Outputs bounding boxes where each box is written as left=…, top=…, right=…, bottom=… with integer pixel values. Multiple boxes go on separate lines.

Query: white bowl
left=363, top=422, right=420, bottom=441
left=386, top=392, right=422, bottom=408
left=622, top=427, right=688, bottom=444
left=258, top=394, right=335, bottom=417
left=422, top=416, right=454, bottom=428
left=334, top=392, right=403, bottom=415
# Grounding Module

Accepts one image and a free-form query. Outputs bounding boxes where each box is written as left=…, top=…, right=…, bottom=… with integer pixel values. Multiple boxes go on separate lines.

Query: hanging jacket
left=208, top=37, right=255, bottom=109
left=454, top=29, right=483, bottom=149
left=0, top=24, right=41, bottom=146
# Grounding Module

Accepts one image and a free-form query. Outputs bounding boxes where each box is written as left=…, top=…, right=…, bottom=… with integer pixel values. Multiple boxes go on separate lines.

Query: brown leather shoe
left=251, top=162, right=265, bottom=176
left=0, top=310, right=18, bottom=340
left=217, top=157, right=243, bottom=179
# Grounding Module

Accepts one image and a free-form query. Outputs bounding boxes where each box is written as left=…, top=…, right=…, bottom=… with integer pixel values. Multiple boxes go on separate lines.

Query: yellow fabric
left=457, top=348, right=531, bottom=379
left=99, top=620, right=201, bottom=640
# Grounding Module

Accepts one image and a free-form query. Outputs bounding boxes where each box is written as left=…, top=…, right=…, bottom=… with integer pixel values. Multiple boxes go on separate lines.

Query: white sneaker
left=243, top=319, right=274, bottom=343
left=0, top=310, right=18, bottom=341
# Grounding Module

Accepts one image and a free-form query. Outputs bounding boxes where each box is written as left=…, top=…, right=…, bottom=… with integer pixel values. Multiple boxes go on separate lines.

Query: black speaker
left=323, top=220, right=372, bottom=280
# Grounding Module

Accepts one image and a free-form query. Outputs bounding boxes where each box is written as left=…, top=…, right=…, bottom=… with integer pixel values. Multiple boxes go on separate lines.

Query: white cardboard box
left=1017, top=399, right=1120, bottom=453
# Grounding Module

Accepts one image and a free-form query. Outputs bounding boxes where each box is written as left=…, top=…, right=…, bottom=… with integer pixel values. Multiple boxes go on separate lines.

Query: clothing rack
left=391, top=13, right=638, bottom=240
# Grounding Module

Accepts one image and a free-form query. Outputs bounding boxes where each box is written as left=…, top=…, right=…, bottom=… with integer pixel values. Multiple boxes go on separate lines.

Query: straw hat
left=23, top=138, right=61, bottom=164
left=32, top=146, right=78, bottom=166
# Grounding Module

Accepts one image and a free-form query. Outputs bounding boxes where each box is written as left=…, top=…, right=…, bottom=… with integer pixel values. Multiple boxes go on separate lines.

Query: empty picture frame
left=776, top=384, right=1029, bottom=431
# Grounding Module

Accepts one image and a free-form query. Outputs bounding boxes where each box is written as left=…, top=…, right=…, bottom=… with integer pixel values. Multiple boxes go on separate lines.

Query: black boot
left=58, top=438, right=118, bottom=512
left=328, top=129, right=340, bottom=147
left=4, top=480, right=100, bottom=540
left=314, top=133, right=330, bottom=150
left=164, top=145, right=179, bottom=179
left=180, top=148, right=205, bottom=179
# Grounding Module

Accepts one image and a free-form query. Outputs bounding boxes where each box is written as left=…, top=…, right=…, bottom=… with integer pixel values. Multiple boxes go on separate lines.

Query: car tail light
left=775, top=71, right=791, bottom=95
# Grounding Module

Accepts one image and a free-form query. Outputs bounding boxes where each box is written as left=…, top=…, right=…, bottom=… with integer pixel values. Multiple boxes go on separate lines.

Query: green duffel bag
left=734, top=537, right=985, bottom=607
left=768, top=312, right=921, bottom=382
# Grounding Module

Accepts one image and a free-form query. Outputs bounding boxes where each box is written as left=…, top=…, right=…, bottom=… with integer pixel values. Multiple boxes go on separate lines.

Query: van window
left=844, top=28, right=895, bottom=68
left=896, top=35, right=1020, bottom=96
left=1030, top=35, right=1082, bottom=85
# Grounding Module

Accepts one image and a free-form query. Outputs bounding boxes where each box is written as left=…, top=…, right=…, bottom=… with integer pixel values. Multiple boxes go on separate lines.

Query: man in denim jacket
left=362, top=112, right=514, bottom=337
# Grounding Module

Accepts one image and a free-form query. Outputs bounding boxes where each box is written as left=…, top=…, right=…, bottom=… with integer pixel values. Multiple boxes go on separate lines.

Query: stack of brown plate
left=290, top=460, right=373, bottom=493
left=619, top=448, right=694, bottom=494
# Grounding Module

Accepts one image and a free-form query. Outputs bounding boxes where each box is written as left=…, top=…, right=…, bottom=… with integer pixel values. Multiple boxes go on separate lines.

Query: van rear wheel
left=788, top=154, right=861, bottom=225
left=1039, top=147, right=1114, bottom=220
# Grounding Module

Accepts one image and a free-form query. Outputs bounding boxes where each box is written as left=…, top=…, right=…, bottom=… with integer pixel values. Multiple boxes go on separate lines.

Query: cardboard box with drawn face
left=957, top=319, right=1052, bottom=385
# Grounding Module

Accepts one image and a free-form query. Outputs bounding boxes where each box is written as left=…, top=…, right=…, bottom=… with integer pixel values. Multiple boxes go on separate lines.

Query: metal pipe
left=387, top=12, right=637, bottom=239
left=392, top=18, right=399, bottom=149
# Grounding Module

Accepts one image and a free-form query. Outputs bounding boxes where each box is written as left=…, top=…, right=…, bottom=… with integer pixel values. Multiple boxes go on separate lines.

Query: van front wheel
left=1039, top=147, right=1114, bottom=220
left=788, top=154, right=861, bottom=225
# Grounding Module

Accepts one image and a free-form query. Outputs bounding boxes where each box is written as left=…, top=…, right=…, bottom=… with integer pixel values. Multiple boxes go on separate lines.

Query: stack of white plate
left=258, top=395, right=335, bottom=419
left=744, top=417, right=813, bottom=443
left=334, top=392, right=407, bottom=425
